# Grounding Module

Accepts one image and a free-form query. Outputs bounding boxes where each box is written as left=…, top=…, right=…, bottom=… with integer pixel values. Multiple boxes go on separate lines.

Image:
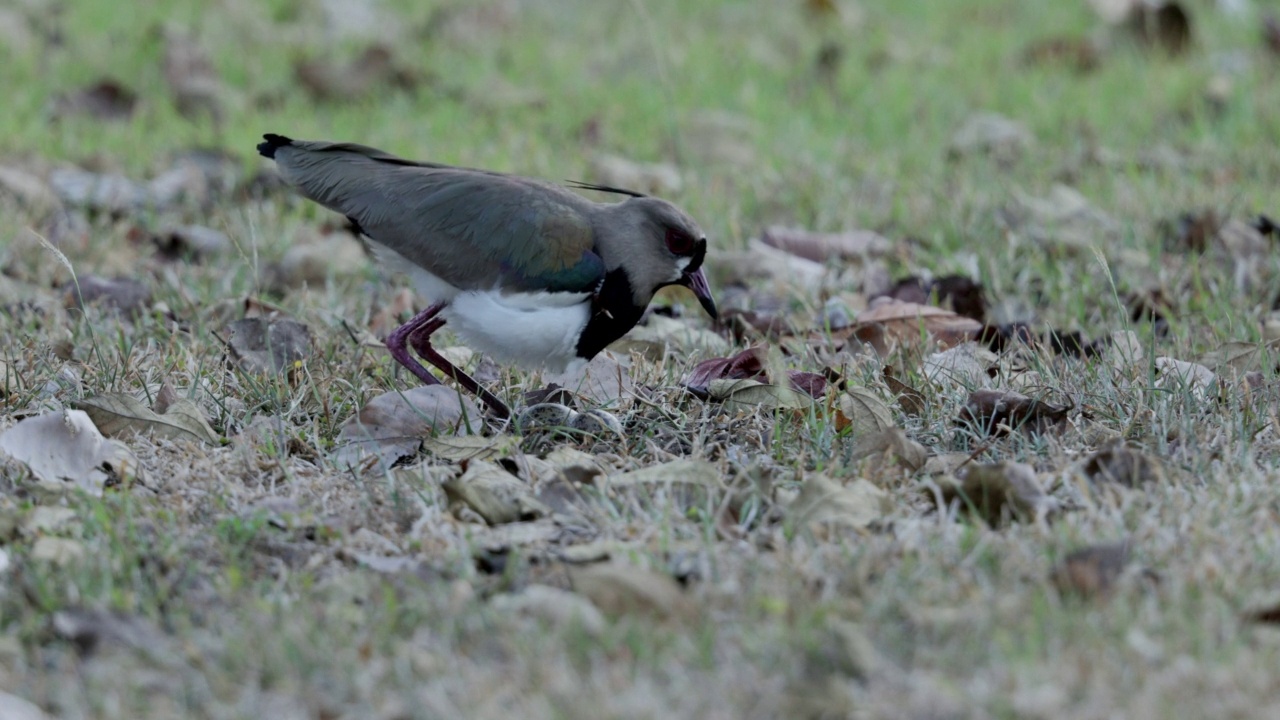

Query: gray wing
left=266, top=137, right=605, bottom=294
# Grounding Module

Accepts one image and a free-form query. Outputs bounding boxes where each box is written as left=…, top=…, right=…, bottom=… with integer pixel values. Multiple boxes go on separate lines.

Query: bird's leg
left=385, top=303, right=446, bottom=387
left=407, top=315, right=512, bottom=421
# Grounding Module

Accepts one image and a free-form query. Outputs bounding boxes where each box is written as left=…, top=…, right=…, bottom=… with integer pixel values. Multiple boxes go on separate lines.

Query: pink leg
left=407, top=315, right=511, bottom=420
left=385, top=303, right=446, bottom=387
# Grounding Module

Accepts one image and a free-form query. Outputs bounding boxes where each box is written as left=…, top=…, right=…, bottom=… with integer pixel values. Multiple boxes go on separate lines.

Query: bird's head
left=600, top=196, right=717, bottom=320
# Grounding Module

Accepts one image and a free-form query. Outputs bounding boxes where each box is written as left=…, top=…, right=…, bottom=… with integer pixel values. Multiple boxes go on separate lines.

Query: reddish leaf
left=683, top=347, right=826, bottom=399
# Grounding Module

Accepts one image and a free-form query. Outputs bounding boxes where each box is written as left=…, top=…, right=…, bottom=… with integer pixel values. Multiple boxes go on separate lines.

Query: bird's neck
left=574, top=268, right=647, bottom=360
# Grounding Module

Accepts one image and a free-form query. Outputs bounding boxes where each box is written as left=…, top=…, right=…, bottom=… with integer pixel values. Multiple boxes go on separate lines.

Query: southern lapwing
left=257, top=134, right=717, bottom=420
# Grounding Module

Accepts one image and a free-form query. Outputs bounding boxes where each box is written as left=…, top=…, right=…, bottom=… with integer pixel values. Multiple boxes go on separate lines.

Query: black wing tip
left=257, top=133, right=294, bottom=159
left=565, top=180, right=647, bottom=198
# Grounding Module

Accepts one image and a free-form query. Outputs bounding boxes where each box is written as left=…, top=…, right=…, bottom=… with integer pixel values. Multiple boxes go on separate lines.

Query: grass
left=2, top=0, right=1280, bottom=717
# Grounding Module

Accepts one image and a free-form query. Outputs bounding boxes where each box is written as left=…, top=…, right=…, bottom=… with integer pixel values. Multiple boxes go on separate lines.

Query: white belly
left=369, top=242, right=590, bottom=372
left=443, top=289, right=590, bottom=372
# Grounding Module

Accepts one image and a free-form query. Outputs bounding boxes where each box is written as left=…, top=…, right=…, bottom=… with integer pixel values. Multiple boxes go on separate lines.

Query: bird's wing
left=265, top=137, right=605, bottom=294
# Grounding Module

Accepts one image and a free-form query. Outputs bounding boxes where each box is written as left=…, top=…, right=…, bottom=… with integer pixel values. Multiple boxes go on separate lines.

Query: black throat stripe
left=575, top=268, right=645, bottom=360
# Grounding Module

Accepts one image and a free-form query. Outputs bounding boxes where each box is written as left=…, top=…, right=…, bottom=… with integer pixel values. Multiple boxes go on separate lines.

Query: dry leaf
left=48, top=79, right=137, bottom=121
left=848, top=298, right=983, bottom=356
left=1127, top=1, right=1192, bottom=55
left=788, top=474, right=891, bottom=533
left=958, top=389, right=1069, bottom=436
left=588, top=154, right=682, bottom=196
left=835, top=387, right=895, bottom=435
left=612, top=314, right=729, bottom=360
left=489, top=585, right=607, bottom=636
left=47, top=167, right=150, bottom=213
left=567, top=560, right=693, bottom=621
left=1082, top=444, right=1166, bottom=488
left=609, top=459, right=721, bottom=487
left=760, top=226, right=892, bottom=263
left=443, top=461, right=548, bottom=525
left=65, top=275, right=151, bottom=316
left=294, top=43, right=420, bottom=102
left=1196, top=340, right=1280, bottom=375
left=1154, top=357, right=1216, bottom=396
left=851, top=428, right=927, bottom=474
left=333, top=386, right=484, bottom=468
left=73, top=392, right=218, bottom=445
left=0, top=691, right=50, bottom=720
left=31, top=537, right=86, bottom=565
left=710, top=379, right=815, bottom=412
left=543, top=351, right=633, bottom=406
left=948, top=112, right=1032, bottom=161
left=879, top=274, right=987, bottom=323
left=161, top=26, right=229, bottom=122
left=941, top=462, right=1056, bottom=526
left=684, top=346, right=826, bottom=400
left=1051, top=542, right=1131, bottom=599
left=882, top=366, right=927, bottom=416
left=0, top=409, right=142, bottom=495
left=151, top=224, right=230, bottom=261
left=422, top=434, right=519, bottom=462
left=224, top=317, right=312, bottom=374
left=0, top=165, right=61, bottom=215
left=924, top=343, right=996, bottom=389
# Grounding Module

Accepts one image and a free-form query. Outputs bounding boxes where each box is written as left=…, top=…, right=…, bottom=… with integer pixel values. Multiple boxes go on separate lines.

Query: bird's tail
left=257, top=133, right=294, bottom=159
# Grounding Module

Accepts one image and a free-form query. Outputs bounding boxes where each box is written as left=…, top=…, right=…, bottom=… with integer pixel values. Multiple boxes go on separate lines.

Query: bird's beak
left=679, top=267, right=718, bottom=320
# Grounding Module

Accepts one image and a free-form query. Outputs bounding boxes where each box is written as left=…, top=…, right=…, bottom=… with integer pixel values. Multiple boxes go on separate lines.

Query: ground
left=2, top=0, right=1280, bottom=718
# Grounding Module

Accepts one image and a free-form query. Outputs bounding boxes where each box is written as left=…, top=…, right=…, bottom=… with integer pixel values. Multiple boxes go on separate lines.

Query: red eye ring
left=665, top=228, right=694, bottom=255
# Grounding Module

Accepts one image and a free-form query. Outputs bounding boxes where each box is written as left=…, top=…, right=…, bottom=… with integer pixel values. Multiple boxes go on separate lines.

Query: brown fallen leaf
left=1196, top=339, right=1280, bottom=375
left=48, top=79, right=137, bottom=121
left=834, top=386, right=895, bottom=435
left=224, top=317, right=312, bottom=375
left=567, top=560, right=694, bottom=621
left=294, top=43, right=420, bottom=102
left=1051, top=542, right=1131, bottom=599
left=0, top=409, right=142, bottom=495
left=1082, top=444, right=1166, bottom=488
left=0, top=690, right=50, bottom=720
left=65, top=275, right=151, bottom=317
left=878, top=274, right=987, bottom=323
left=73, top=391, right=219, bottom=445
left=52, top=606, right=173, bottom=660
left=0, top=165, right=61, bottom=215
left=1126, top=1, right=1192, bottom=56
left=787, top=474, right=892, bottom=535
left=47, top=167, right=150, bottom=214
left=711, top=379, right=816, bottom=412
left=941, top=462, right=1056, bottom=526
left=958, top=389, right=1069, bottom=436
left=543, top=352, right=633, bottom=406
left=760, top=225, right=892, bottom=263
left=588, top=154, right=682, bottom=196
left=948, top=112, right=1032, bottom=161
left=1266, top=15, right=1280, bottom=57
left=443, top=460, right=548, bottom=525
left=882, top=366, right=928, bottom=416
left=333, top=385, right=483, bottom=469
left=161, top=25, right=228, bottom=122
left=1021, top=36, right=1101, bottom=73
left=850, top=428, right=927, bottom=474
left=719, top=308, right=796, bottom=343
left=149, top=224, right=231, bottom=261
left=422, top=434, right=519, bottom=462
left=683, top=346, right=827, bottom=400
left=489, top=585, right=607, bottom=636
left=845, top=298, right=983, bottom=356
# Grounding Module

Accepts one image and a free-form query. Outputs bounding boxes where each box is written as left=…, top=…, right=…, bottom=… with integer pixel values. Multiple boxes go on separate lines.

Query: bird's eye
left=665, top=228, right=694, bottom=255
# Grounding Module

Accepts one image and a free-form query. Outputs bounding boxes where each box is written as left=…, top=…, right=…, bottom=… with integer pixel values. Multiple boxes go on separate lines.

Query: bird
left=256, top=133, right=718, bottom=421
